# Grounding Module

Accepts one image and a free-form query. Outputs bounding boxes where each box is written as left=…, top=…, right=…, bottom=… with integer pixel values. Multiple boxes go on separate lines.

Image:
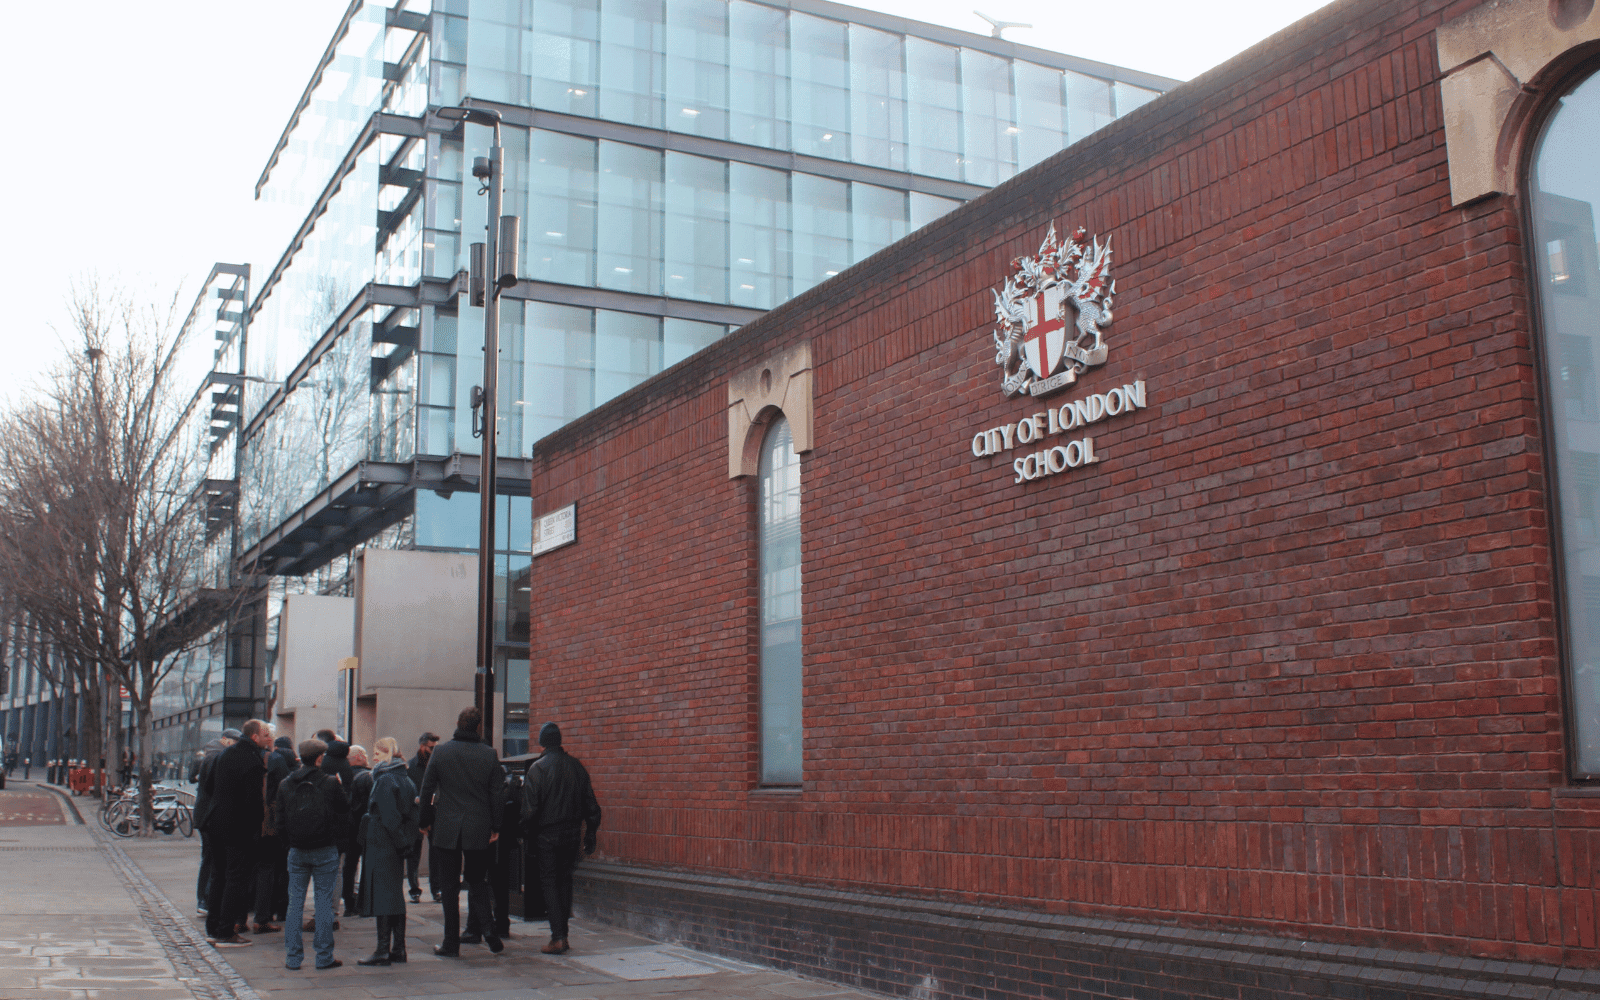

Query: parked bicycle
left=103, top=783, right=195, bottom=838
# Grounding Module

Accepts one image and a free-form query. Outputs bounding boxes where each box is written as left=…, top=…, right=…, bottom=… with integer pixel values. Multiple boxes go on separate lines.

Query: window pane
left=1113, top=81, right=1160, bottom=118
left=530, top=0, right=600, bottom=116
left=730, top=1, right=789, bottom=149
left=524, top=302, right=594, bottom=441
left=665, top=0, right=729, bottom=138
left=599, top=0, right=665, bottom=128
left=594, top=309, right=661, bottom=406
left=663, top=318, right=727, bottom=368
left=910, top=191, right=961, bottom=231
left=730, top=162, right=791, bottom=308
left=849, top=24, right=906, bottom=170
left=1531, top=71, right=1600, bottom=775
left=906, top=38, right=961, bottom=180
left=790, top=13, right=850, bottom=160
left=596, top=141, right=663, bottom=294
left=759, top=415, right=802, bottom=785
left=528, top=130, right=598, bottom=286
left=961, top=48, right=1015, bottom=185
left=664, top=152, right=729, bottom=303
left=792, top=173, right=849, bottom=292
left=1015, top=61, right=1066, bottom=170
left=850, top=181, right=907, bottom=264
left=1065, top=70, right=1113, bottom=145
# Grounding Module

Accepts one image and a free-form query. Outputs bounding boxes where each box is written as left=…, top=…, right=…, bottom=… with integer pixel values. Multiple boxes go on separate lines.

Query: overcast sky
left=0, top=0, right=1333, bottom=405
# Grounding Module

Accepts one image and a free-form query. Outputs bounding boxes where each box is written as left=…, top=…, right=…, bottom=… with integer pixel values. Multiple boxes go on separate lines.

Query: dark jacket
left=407, top=749, right=431, bottom=792
left=320, top=740, right=355, bottom=791
left=349, top=766, right=373, bottom=843
left=275, top=765, right=351, bottom=850
left=521, top=746, right=602, bottom=847
left=263, top=749, right=292, bottom=836
left=190, top=739, right=229, bottom=826
left=419, top=727, right=505, bottom=851
left=200, top=739, right=267, bottom=842
left=360, top=758, right=419, bottom=918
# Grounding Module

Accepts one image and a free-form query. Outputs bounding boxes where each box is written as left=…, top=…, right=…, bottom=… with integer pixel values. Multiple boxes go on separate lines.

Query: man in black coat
left=252, top=739, right=294, bottom=932
left=405, top=732, right=439, bottom=903
left=520, top=722, right=602, bottom=954
left=313, top=729, right=355, bottom=914
left=199, top=719, right=273, bottom=946
left=192, top=728, right=239, bottom=915
left=343, top=745, right=372, bottom=913
left=419, top=707, right=504, bottom=956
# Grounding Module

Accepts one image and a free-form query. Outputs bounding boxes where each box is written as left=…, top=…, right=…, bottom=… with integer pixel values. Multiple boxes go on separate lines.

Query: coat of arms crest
left=991, top=224, right=1114, bottom=398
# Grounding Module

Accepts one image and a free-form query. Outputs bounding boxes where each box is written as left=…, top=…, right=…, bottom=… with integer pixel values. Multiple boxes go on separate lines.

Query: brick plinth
left=577, top=861, right=1600, bottom=1000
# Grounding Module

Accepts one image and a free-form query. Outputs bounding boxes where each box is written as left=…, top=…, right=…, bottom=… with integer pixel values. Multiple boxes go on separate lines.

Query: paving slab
left=0, top=779, right=885, bottom=1000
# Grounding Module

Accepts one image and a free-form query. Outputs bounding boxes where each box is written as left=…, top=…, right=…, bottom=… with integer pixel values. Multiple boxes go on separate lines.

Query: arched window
left=1530, top=66, right=1600, bottom=777
left=758, top=414, right=802, bottom=784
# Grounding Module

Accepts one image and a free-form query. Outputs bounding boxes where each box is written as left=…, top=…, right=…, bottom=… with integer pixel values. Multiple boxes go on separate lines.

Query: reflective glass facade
left=156, top=0, right=1169, bottom=752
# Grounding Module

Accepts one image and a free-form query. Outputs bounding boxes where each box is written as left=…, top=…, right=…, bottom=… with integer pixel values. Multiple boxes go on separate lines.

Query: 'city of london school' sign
left=971, top=224, right=1148, bottom=485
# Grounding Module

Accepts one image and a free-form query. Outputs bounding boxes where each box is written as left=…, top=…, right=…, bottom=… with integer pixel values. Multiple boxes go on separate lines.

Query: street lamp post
left=437, top=104, right=519, bottom=752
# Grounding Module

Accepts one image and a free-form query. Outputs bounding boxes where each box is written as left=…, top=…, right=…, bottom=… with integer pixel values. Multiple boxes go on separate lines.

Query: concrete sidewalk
left=4, top=780, right=878, bottom=1000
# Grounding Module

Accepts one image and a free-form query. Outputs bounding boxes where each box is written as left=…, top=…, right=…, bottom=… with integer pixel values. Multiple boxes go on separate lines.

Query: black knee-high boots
left=359, top=915, right=397, bottom=966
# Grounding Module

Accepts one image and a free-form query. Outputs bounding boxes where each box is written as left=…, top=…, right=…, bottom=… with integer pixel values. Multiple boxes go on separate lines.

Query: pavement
left=0, top=779, right=880, bottom=1000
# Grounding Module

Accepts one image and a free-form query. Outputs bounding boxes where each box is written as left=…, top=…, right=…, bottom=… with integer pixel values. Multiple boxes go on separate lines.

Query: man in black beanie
left=520, top=721, right=601, bottom=954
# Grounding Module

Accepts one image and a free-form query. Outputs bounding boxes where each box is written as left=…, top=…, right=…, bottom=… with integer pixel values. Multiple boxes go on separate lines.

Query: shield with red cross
left=1020, top=283, right=1069, bottom=381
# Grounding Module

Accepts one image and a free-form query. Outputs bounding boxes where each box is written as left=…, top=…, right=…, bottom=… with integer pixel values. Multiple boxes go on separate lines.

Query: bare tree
left=0, top=282, right=239, bottom=831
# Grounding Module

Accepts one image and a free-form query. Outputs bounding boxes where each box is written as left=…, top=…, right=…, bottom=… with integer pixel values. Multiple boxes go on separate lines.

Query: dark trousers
left=536, top=831, right=581, bottom=942
left=197, top=831, right=215, bottom=907
left=340, top=844, right=360, bottom=911
left=253, top=834, right=287, bottom=923
left=205, top=835, right=258, bottom=939
left=432, top=846, right=492, bottom=948
left=405, top=837, right=422, bottom=894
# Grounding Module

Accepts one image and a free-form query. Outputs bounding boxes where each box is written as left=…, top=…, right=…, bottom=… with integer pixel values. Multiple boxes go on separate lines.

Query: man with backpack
left=276, top=738, right=351, bottom=971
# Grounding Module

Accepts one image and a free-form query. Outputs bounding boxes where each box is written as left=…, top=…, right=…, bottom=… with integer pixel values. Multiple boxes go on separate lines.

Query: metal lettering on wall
left=533, top=503, right=577, bottom=557
left=973, top=223, right=1147, bottom=483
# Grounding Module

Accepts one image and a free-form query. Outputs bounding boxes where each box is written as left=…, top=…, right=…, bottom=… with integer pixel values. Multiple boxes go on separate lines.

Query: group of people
left=192, top=707, right=601, bottom=971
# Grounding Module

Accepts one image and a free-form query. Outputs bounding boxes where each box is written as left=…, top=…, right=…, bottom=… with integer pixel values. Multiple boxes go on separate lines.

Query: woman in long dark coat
left=358, top=738, right=418, bottom=966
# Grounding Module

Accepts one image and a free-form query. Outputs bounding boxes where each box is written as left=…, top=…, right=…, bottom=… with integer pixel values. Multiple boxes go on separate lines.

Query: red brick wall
left=528, top=0, right=1599, bottom=966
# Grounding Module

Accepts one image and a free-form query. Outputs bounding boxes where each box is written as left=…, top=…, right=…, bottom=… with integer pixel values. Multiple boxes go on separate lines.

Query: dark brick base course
left=576, top=861, right=1600, bottom=1000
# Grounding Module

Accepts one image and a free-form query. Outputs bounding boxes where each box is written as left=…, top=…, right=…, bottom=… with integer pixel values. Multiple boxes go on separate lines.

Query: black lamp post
left=437, top=104, right=519, bottom=751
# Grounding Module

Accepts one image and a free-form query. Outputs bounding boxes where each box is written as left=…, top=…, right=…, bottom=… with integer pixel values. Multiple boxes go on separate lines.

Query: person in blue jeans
left=275, top=738, right=350, bottom=971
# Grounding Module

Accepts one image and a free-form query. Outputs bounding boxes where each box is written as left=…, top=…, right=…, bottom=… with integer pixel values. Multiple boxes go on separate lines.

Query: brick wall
left=528, top=0, right=1600, bottom=972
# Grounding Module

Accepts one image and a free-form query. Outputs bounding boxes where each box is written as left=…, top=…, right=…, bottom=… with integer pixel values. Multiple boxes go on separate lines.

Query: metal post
left=476, top=135, right=504, bottom=752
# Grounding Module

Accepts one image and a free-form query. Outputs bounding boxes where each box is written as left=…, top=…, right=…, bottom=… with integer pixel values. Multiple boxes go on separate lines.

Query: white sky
left=0, top=0, right=1333, bottom=406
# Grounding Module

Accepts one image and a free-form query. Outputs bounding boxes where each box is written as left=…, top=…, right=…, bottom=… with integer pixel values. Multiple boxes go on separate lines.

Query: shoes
left=458, top=933, right=482, bottom=944
left=431, top=892, right=443, bottom=902
left=252, top=923, right=282, bottom=933
left=356, top=954, right=390, bottom=967
left=541, top=938, right=569, bottom=954
left=196, top=905, right=208, bottom=915
left=486, top=933, right=504, bottom=954
left=315, top=959, right=343, bottom=970
left=432, top=945, right=460, bottom=958
left=391, top=949, right=407, bottom=963
left=285, top=964, right=301, bottom=971
left=302, top=919, right=341, bottom=932
left=409, top=889, right=421, bottom=903
left=235, top=923, right=250, bottom=936
left=214, top=935, right=253, bottom=948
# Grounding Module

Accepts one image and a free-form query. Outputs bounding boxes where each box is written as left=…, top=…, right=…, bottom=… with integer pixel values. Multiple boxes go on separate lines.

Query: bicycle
left=107, top=785, right=194, bottom=838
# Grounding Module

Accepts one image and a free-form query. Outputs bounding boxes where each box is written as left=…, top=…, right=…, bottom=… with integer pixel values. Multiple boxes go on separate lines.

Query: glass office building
left=167, top=0, right=1172, bottom=755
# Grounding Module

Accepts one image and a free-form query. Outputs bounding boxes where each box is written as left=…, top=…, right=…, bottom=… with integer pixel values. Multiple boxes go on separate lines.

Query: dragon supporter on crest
left=992, top=225, right=1115, bottom=399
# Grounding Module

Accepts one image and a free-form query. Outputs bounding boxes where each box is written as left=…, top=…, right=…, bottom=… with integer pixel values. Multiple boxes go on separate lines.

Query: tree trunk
left=81, top=664, right=102, bottom=798
left=135, top=689, right=154, bottom=837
